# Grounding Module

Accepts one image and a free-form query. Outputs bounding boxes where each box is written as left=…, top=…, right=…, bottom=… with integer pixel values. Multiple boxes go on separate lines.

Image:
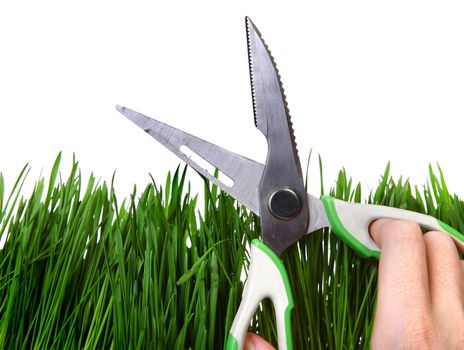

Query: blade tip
left=245, top=16, right=253, bottom=33
left=115, top=104, right=125, bottom=113
left=245, top=16, right=259, bottom=35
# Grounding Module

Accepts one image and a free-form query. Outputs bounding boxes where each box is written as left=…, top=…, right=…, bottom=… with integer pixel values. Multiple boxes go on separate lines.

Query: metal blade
left=307, top=194, right=331, bottom=234
left=245, top=17, right=302, bottom=176
left=116, top=105, right=263, bottom=213
left=245, top=17, right=309, bottom=255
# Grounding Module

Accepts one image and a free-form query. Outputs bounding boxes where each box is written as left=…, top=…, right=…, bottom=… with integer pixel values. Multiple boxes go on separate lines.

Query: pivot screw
left=268, top=189, right=300, bottom=219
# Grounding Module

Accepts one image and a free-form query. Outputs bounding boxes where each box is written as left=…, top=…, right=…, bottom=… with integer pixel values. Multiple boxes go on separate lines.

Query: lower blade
left=307, top=194, right=331, bottom=234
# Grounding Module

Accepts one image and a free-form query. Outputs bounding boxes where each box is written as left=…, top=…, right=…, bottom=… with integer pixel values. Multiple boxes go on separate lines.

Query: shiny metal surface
left=307, top=194, right=331, bottom=234
left=246, top=17, right=309, bottom=255
left=116, top=105, right=263, bottom=213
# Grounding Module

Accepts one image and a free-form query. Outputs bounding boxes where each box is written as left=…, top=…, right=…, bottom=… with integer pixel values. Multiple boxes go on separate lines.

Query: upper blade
left=245, top=17, right=309, bottom=255
left=116, top=105, right=263, bottom=213
left=245, top=17, right=302, bottom=176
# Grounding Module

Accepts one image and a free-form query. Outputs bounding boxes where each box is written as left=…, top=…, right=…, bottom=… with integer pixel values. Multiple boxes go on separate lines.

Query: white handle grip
left=226, top=240, right=294, bottom=350
left=322, top=196, right=464, bottom=259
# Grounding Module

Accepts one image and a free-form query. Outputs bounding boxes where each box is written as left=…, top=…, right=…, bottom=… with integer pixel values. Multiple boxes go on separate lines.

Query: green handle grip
left=322, top=195, right=464, bottom=260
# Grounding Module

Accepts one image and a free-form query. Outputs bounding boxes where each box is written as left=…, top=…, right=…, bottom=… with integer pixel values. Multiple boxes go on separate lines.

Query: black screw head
left=268, top=189, right=300, bottom=219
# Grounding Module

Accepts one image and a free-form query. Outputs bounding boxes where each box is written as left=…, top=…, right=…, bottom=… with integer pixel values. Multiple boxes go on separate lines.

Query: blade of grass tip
left=1, top=163, right=29, bottom=213
left=179, top=163, right=188, bottom=186
left=336, top=169, right=346, bottom=199
left=111, top=169, right=117, bottom=193
left=374, top=161, right=390, bottom=204
left=165, top=170, right=171, bottom=209
left=149, top=173, right=159, bottom=194
left=304, top=148, right=313, bottom=191
left=318, top=153, right=324, bottom=197
left=167, top=166, right=181, bottom=219
left=437, top=163, right=451, bottom=204
left=353, top=182, right=362, bottom=203
left=0, top=164, right=30, bottom=237
left=428, top=163, right=440, bottom=205
left=44, top=152, right=62, bottom=209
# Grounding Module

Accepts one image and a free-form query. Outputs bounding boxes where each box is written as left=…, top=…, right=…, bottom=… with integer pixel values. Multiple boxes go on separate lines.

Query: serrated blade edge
left=245, top=17, right=302, bottom=177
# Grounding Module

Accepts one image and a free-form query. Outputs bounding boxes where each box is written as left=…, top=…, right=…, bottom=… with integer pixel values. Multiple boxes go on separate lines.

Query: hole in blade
left=180, top=145, right=234, bottom=187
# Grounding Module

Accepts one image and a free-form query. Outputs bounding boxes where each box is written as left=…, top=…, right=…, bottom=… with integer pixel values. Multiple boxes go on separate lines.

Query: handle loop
left=226, top=240, right=294, bottom=350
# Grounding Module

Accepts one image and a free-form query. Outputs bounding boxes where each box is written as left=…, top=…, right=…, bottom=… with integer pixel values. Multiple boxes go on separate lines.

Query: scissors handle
left=226, top=240, right=294, bottom=350
left=322, top=196, right=464, bottom=259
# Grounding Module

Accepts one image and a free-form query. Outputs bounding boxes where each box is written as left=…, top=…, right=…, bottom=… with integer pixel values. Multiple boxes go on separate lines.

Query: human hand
left=369, top=219, right=464, bottom=349
left=243, top=218, right=464, bottom=349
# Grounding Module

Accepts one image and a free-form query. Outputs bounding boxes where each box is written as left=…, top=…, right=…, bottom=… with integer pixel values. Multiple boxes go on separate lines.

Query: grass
left=1, top=153, right=463, bottom=349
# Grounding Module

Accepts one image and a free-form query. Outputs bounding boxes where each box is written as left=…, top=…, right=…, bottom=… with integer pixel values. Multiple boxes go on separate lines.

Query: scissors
left=117, top=17, right=464, bottom=350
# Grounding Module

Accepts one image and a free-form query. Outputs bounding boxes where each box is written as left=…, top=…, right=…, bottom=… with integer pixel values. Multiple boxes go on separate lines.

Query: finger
left=369, top=219, right=431, bottom=311
left=369, top=219, right=432, bottom=342
left=244, top=332, right=275, bottom=350
left=424, top=231, right=464, bottom=315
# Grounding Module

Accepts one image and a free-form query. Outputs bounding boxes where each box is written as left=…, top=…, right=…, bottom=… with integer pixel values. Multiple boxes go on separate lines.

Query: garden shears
left=117, top=17, right=464, bottom=350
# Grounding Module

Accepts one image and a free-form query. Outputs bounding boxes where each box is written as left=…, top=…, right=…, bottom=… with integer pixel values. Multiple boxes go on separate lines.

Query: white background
left=1, top=1, right=463, bottom=202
